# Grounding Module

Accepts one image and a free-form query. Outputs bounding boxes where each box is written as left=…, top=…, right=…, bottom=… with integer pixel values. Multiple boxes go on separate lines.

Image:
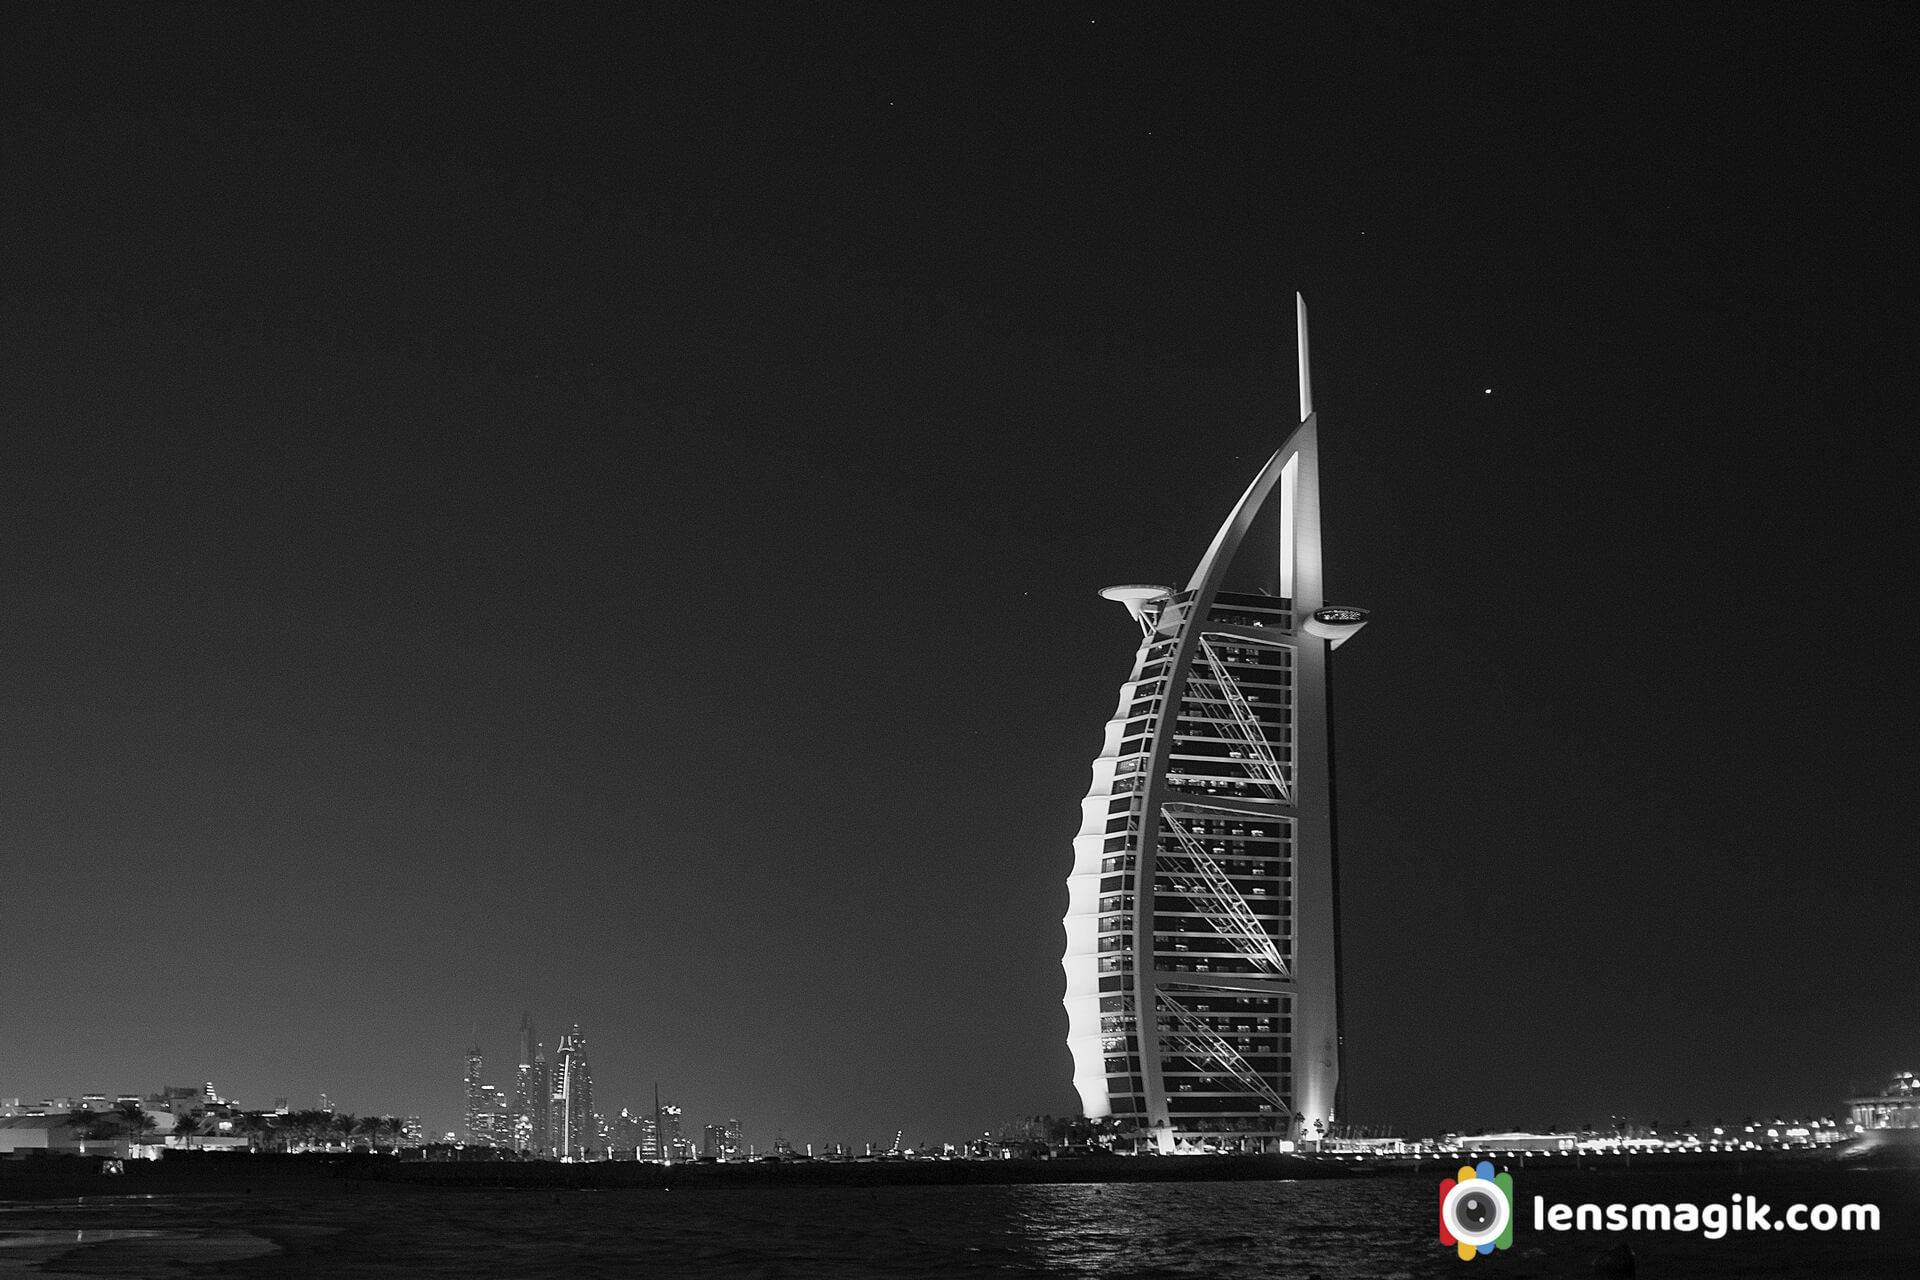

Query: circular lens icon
left=1442, top=1177, right=1511, bottom=1249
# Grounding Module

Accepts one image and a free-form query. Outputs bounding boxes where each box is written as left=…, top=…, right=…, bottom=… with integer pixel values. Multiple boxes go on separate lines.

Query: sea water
left=4, top=1168, right=1917, bottom=1277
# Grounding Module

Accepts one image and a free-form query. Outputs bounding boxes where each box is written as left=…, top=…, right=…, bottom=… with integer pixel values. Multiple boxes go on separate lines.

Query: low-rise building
left=0, top=1114, right=83, bottom=1154
left=1848, top=1071, right=1920, bottom=1131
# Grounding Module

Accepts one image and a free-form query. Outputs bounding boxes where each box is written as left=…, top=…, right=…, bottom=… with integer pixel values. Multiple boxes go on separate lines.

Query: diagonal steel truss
left=1186, top=637, right=1291, bottom=802
left=1153, top=991, right=1290, bottom=1114
left=1159, top=810, right=1288, bottom=977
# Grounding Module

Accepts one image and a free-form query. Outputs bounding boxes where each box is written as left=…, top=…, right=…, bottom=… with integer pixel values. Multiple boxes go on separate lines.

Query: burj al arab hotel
left=1062, top=295, right=1366, bottom=1154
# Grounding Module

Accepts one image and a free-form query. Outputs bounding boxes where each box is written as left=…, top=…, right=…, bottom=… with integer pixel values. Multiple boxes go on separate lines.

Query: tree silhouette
left=113, top=1101, right=158, bottom=1146
left=65, top=1107, right=114, bottom=1142
left=354, top=1114, right=395, bottom=1151
left=230, top=1112, right=272, bottom=1152
left=280, top=1109, right=331, bottom=1152
left=376, top=1116, right=406, bottom=1151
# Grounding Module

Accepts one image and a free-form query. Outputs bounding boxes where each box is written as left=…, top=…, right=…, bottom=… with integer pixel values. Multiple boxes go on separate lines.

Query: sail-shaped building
left=1062, top=296, right=1366, bottom=1154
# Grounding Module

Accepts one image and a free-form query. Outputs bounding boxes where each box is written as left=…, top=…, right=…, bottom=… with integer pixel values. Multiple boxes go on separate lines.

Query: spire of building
left=1295, top=291, right=1312, bottom=423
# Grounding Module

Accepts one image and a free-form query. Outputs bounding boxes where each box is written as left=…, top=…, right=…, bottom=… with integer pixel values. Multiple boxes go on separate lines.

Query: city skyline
left=2, top=9, right=1911, bottom=1144
left=10, top=1057, right=1905, bottom=1160
left=463, top=1023, right=763, bottom=1159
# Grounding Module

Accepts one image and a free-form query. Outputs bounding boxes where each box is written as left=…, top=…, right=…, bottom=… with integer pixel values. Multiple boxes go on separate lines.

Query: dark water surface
left=4, top=1169, right=1917, bottom=1277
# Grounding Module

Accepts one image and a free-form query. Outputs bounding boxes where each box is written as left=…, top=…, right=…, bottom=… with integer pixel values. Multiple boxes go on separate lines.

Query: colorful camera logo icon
left=1439, top=1161, right=1514, bottom=1260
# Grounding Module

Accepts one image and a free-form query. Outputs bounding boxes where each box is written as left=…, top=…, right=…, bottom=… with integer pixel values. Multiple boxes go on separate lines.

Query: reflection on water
left=0, top=1224, right=276, bottom=1274
left=1010, top=1181, right=1427, bottom=1278
left=1, top=1169, right=1915, bottom=1277
left=0, top=1180, right=1440, bottom=1278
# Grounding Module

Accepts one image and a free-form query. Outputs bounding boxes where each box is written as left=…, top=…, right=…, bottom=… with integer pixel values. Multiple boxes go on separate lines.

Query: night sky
left=3, top=6, right=1912, bottom=1145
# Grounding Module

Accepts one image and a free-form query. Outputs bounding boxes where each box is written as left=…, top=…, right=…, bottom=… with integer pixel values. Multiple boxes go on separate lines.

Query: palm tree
left=353, top=1114, right=387, bottom=1151
left=281, top=1109, right=329, bottom=1152
left=373, top=1116, right=405, bottom=1152
left=230, top=1112, right=272, bottom=1152
left=66, top=1107, right=114, bottom=1142
left=113, top=1101, right=158, bottom=1147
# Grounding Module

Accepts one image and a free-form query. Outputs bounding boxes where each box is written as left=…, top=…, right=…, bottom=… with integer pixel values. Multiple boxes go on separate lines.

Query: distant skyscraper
left=480, top=1085, right=508, bottom=1143
left=703, top=1118, right=745, bottom=1161
left=659, top=1103, right=692, bottom=1161
left=532, top=1039, right=551, bottom=1153
left=511, top=1014, right=551, bottom=1156
left=462, top=1040, right=507, bottom=1147
left=724, top=1117, right=745, bottom=1161
left=608, top=1106, right=652, bottom=1156
left=1062, top=296, right=1366, bottom=1154
left=698, top=1120, right=741, bottom=1159
left=463, top=1042, right=486, bottom=1144
left=553, top=1025, right=595, bottom=1159
left=634, top=1111, right=660, bottom=1159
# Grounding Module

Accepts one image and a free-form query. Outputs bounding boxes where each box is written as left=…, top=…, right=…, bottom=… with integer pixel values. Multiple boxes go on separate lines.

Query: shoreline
left=4, top=1144, right=1896, bottom=1201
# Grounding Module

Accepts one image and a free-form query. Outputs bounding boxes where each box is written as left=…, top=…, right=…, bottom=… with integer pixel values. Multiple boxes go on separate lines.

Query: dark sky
left=2, top=5, right=1911, bottom=1144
